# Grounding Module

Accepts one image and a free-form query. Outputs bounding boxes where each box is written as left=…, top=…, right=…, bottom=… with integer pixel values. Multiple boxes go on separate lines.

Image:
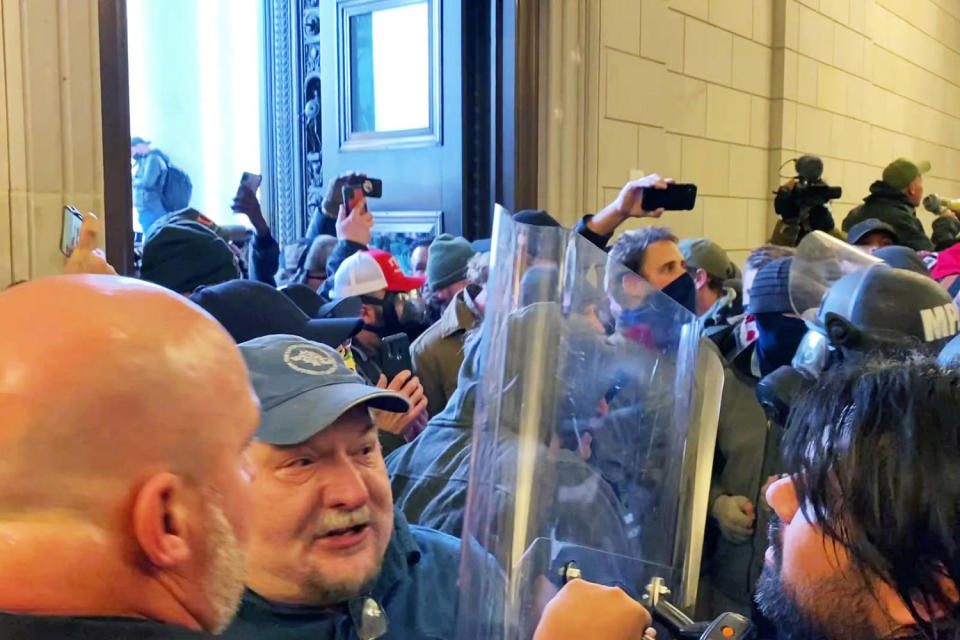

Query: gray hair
left=467, top=252, right=490, bottom=287
left=302, top=235, right=338, bottom=279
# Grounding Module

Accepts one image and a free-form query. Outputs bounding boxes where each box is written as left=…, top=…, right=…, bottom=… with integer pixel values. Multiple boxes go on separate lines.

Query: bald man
left=0, top=274, right=260, bottom=638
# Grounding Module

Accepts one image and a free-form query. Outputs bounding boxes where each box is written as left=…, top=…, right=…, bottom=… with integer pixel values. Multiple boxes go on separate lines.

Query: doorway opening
left=126, top=0, right=262, bottom=236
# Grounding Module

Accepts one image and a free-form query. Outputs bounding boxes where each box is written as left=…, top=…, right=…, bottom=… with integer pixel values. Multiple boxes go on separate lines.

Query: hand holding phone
left=342, top=185, right=367, bottom=216
left=336, top=195, right=373, bottom=246
left=640, top=183, right=697, bottom=211
left=380, top=333, right=413, bottom=380
left=241, top=172, right=262, bottom=192
left=341, top=177, right=383, bottom=213
left=61, top=206, right=84, bottom=256
left=610, top=173, right=673, bottom=220
left=62, top=211, right=117, bottom=275
left=372, top=367, right=428, bottom=437
left=233, top=172, right=267, bottom=233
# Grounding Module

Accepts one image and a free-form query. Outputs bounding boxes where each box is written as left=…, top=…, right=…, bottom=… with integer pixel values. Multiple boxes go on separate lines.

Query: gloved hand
left=712, top=494, right=755, bottom=544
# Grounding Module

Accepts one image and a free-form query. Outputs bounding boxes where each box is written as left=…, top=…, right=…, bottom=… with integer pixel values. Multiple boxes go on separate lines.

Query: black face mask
left=754, top=313, right=809, bottom=377
left=362, top=292, right=431, bottom=342
left=661, top=272, right=698, bottom=315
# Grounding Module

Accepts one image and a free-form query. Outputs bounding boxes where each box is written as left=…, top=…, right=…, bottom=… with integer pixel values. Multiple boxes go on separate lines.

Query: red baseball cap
left=368, top=250, right=426, bottom=291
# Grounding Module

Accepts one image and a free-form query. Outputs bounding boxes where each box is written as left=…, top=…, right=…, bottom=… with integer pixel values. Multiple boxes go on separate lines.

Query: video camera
left=774, top=155, right=842, bottom=221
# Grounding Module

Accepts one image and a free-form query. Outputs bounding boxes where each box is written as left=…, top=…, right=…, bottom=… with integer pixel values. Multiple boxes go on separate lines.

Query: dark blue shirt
left=224, top=509, right=461, bottom=640
left=0, top=613, right=211, bottom=639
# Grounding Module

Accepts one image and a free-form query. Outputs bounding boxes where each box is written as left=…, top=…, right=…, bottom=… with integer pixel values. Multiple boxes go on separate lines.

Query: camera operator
left=770, top=156, right=843, bottom=246
left=843, top=158, right=959, bottom=251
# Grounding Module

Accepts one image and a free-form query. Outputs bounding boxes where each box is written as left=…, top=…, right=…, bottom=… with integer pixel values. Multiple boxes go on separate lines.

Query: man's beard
left=302, top=505, right=384, bottom=606
left=203, top=494, right=248, bottom=634
left=755, top=564, right=829, bottom=640
left=303, top=561, right=383, bottom=607
left=755, top=517, right=882, bottom=640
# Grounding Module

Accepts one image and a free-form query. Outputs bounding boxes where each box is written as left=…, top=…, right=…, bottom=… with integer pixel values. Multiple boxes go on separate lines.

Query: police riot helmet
left=760, top=267, right=957, bottom=427
left=812, top=263, right=958, bottom=350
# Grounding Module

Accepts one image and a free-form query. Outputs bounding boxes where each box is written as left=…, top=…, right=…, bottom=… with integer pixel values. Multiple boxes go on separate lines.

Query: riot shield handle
left=558, top=567, right=756, bottom=640
left=641, top=577, right=757, bottom=640
left=641, top=578, right=702, bottom=640
left=559, top=561, right=583, bottom=582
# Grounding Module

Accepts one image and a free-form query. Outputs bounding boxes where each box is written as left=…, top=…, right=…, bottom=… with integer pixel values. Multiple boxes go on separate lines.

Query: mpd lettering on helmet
left=920, top=303, right=960, bottom=342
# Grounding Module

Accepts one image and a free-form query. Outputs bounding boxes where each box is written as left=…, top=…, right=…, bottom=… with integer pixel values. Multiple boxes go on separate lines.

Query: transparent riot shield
left=789, top=230, right=882, bottom=323
left=456, top=208, right=707, bottom=640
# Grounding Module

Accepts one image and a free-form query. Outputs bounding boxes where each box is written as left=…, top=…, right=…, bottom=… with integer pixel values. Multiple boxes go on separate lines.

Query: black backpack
left=154, top=151, right=192, bottom=211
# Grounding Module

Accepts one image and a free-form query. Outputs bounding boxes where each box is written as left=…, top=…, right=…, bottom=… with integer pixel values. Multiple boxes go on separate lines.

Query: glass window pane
left=349, top=2, right=431, bottom=134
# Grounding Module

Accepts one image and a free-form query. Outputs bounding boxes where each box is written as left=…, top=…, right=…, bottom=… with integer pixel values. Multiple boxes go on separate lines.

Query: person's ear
left=765, top=475, right=800, bottom=525
left=907, top=179, right=922, bottom=200
left=132, top=472, right=194, bottom=569
left=360, top=304, right=377, bottom=325
left=694, top=268, right=709, bottom=290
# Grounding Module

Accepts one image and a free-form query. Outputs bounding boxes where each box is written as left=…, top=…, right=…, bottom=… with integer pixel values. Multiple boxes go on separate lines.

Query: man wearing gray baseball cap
left=223, top=335, right=463, bottom=640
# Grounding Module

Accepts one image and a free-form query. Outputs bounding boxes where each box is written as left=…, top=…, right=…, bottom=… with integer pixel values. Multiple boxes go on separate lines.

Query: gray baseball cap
left=239, top=335, right=410, bottom=445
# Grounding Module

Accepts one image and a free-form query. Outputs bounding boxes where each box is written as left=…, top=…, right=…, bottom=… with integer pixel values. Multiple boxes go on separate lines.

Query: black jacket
left=249, top=233, right=280, bottom=288
left=305, top=211, right=337, bottom=242
left=842, top=181, right=960, bottom=251
left=0, top=613, right=211, bottom=639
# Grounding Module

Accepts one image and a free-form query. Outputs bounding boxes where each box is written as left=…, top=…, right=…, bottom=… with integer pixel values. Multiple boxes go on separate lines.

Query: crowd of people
left=4, top=156, right=960, bottom=640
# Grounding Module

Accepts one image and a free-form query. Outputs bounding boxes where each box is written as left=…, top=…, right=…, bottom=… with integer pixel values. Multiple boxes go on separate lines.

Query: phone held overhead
left=641, top=183, right=698, bottom=211
left=342, top=177, right=383, bottom=212
left=60, top=206, right=84, bottom=257
left=241, top=172, right=262, bottom=192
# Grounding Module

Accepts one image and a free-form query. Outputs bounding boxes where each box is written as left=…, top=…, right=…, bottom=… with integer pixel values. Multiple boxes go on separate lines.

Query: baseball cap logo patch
left=283, top=344, right=338, bottom=375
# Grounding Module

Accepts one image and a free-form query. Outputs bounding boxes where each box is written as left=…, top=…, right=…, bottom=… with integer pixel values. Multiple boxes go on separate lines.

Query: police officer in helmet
left=758, top=262, right=960, bottom=426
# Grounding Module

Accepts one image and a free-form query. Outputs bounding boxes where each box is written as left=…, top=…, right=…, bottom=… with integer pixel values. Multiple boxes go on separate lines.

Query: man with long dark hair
left=758, top=359, right=960, bottom=638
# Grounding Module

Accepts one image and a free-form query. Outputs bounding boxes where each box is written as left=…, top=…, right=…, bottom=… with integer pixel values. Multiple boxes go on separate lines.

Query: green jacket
left=703, top=345, right=781, bottom=612
left=409, top=286, right=482, bottom=417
